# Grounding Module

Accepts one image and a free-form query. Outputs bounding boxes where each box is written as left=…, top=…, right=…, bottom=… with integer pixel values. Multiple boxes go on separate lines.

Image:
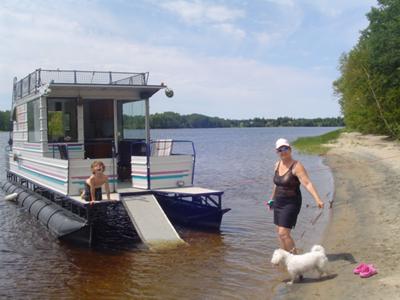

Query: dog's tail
left=311, top=245, right=325, bottom=254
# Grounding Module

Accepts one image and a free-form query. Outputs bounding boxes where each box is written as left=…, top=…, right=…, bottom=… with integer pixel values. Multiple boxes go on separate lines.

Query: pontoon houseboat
left=1, top=69, right=230, bottom=248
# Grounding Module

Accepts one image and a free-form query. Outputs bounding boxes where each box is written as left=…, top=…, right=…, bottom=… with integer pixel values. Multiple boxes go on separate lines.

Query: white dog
left=271, top=245, right=328, bottom=284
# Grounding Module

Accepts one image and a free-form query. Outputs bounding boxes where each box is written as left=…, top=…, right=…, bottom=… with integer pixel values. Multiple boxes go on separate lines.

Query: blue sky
left=0, top=0, right=376, bottom=118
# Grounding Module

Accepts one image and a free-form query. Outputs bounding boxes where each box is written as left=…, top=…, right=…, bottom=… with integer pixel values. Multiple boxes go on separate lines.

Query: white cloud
left=158, top=0, right=246, bottom=39
left=302, top=0, right=377, bottom=17
left=160, top=1, right=245, bottom=23
left=254, top=32, right=274, bottom=46
left=205, top=4, right=245, bottom=23
left=264, top=0, right=376, bottom=17
left=264, top=0, right=295, bottom=8
left=252, top=0, right=375, bottom=51
left=213, top=23, right=246, bottom=40
left=251, top=0, right=305, bottom=47
left=160, top=1, right=204, bottom=23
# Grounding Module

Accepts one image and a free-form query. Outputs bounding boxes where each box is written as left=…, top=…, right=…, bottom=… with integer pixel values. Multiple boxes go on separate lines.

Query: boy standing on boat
left=81, top=161, right=111, bottom=204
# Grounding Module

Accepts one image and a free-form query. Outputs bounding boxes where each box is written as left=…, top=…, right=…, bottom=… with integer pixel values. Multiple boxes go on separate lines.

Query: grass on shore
left=292, top=129, right=343, bottom=155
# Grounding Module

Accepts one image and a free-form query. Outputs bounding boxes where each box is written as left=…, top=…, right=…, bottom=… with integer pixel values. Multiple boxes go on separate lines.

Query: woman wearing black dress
left=271, top=138, right=324, bottom=254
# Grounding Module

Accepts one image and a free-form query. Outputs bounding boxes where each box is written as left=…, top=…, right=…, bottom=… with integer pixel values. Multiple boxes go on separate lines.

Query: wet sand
left=275, top=132, right=400, bottom=299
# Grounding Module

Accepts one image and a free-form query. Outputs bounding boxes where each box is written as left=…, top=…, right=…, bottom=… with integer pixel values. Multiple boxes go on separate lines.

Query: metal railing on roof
left=13, top=69, right=149, bottom=101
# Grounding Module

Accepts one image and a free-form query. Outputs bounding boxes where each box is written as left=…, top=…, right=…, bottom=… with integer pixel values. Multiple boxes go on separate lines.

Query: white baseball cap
left=275, top=138, right=290, bottom=149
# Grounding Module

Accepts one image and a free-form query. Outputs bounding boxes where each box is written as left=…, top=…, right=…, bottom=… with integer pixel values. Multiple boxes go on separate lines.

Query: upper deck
left=13, top=69, right=163, bottom=102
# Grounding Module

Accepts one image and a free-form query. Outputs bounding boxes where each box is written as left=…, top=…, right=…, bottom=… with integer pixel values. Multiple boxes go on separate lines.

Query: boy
left=81, top=161, right=111, bottom=204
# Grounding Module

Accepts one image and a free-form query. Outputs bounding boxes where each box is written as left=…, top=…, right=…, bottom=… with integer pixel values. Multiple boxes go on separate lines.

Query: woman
left=270, top=138, right=324, bottom=254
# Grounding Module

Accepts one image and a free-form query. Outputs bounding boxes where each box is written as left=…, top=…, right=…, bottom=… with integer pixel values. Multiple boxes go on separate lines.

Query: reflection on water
left=0, top=128, right=335, bottom=299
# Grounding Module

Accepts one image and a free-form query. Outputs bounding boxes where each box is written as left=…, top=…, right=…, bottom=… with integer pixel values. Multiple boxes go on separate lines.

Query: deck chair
left=58, top=144, right=69, bottom=160
left=151, top=139, right=173, bottom=156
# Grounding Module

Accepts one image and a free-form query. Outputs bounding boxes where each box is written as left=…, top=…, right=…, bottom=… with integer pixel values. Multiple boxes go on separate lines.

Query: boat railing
left=169, top=140, right=196, bottom=185
left=50, top=139, right=195, bottom=188
left=13, top=69, right=149, bottom=101
left=51, top=141, right=118, bottom=192
left=129, top=140, right=196, bottom=185
left=51, top=141, right=117, bottom=160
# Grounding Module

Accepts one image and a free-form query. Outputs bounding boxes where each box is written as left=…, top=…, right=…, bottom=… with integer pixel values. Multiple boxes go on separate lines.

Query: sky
left=0, top=0, right=377, bottom=119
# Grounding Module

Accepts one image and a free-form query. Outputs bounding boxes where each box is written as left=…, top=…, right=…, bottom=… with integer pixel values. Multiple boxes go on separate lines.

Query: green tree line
left=0, top=110, right=10, bottom=131
left=1, top=109, right=342, bottom=131
left=334, top=0, right=400, bottom=138
left=124, top=112, right=343, bottom=129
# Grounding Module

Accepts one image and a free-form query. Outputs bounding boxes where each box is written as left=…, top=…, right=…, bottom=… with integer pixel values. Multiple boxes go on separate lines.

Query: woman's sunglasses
left=277, top=146, right=290, bottom=153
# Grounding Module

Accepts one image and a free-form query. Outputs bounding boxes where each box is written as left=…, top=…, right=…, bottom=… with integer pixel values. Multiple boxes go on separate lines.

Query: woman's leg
left=276, top=226, right=285, bottom=249
left=277, top=226, right=296, bottom=253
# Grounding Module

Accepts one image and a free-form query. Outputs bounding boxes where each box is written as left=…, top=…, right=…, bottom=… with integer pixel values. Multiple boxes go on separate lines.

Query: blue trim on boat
left=19, top=166, right=66, bottom=185
left=132, top=174, right=189, bottom=180
left=14, top=148, right=42, bottom=153
left=72, top=179, right=118, bottom=185
left=49, top=146, right=83, bottom=151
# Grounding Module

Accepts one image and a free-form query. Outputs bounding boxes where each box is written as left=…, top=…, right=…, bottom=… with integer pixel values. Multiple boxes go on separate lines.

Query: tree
left=0, top=110, right=10, bottom=131
left=334, top=0, right=400, bottom=138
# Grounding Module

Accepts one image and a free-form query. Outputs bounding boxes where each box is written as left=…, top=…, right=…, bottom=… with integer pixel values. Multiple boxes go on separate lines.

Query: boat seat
left=151, top=139, right=173, bottom=156
left=58, top=144, right=69, bottom=160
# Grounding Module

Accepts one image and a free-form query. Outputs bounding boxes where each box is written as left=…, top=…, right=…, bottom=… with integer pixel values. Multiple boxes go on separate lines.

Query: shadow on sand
left=327, top=252, right=357, bottom=264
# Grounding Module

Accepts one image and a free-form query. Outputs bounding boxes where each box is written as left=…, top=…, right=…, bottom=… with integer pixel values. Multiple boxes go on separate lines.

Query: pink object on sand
left=359, top=264, right=378, bottom=278
left=353, top=263, right=368, bottom=274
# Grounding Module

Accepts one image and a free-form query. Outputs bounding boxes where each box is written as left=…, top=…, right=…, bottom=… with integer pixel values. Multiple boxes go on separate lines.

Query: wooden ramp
left=121, top=194, right=185, bottom=250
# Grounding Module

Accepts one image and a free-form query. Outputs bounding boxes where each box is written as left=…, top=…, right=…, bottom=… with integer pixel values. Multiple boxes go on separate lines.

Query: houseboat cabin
left=9, top=69, right=196, bottom=195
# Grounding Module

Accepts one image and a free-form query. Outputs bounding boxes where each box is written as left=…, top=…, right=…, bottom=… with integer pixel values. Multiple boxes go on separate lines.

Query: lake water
left=0, top=127, right=335, bottom=299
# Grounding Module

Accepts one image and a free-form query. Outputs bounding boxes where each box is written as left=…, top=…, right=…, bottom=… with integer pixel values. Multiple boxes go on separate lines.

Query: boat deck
left=69, top=186, right=223, bottom=206
left=153, top=187, right=223, bottom=196
left=70, top=192, right=121, bottom=205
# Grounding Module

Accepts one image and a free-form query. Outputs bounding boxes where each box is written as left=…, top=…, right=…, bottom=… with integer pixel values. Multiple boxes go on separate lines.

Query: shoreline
left=292, top=128, right=342, bottom=155
left=274, top=132, right=400, bottom=299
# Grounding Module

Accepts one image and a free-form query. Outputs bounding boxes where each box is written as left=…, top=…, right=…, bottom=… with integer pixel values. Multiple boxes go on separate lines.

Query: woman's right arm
left=270, top=184, right=276, bottom=200
left=271, top=161, right=279, bottom=200
left=270, top=161, right=279, bottom=199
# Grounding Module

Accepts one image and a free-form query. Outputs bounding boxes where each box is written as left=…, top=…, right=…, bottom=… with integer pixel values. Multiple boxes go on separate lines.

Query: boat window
left=47, top=98, right=78, bottom=142
left=119, top=100, right=145, bottom=139
left=27, top=99, right=41, bottom=142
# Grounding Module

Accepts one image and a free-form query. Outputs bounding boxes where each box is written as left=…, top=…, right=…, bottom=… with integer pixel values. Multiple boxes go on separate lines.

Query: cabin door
left=83, top=99, right=115, bottom=159
left=116, top=100, right=147, bottom=181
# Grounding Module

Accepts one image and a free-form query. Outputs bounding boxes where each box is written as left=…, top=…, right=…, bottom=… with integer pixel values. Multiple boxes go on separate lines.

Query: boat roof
left=44, top=83, right=164, bottom=100
left=13, top=69, right=165, bottom=102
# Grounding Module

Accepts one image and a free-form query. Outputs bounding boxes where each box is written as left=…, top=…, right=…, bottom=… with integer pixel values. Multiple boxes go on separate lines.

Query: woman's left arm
left=294, top=162, right=324, bottom=208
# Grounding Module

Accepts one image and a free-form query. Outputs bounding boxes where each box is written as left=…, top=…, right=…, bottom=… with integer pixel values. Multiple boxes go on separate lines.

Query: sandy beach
left=275, top=132, right=400, bottom=299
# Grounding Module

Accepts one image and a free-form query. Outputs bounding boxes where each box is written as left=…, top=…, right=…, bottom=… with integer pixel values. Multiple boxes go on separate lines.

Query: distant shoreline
left=151, top=126, right=343, bottom=130
left=0, top=109, right=343, bottom=131
left=0, top=126, right=343, bottom=133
